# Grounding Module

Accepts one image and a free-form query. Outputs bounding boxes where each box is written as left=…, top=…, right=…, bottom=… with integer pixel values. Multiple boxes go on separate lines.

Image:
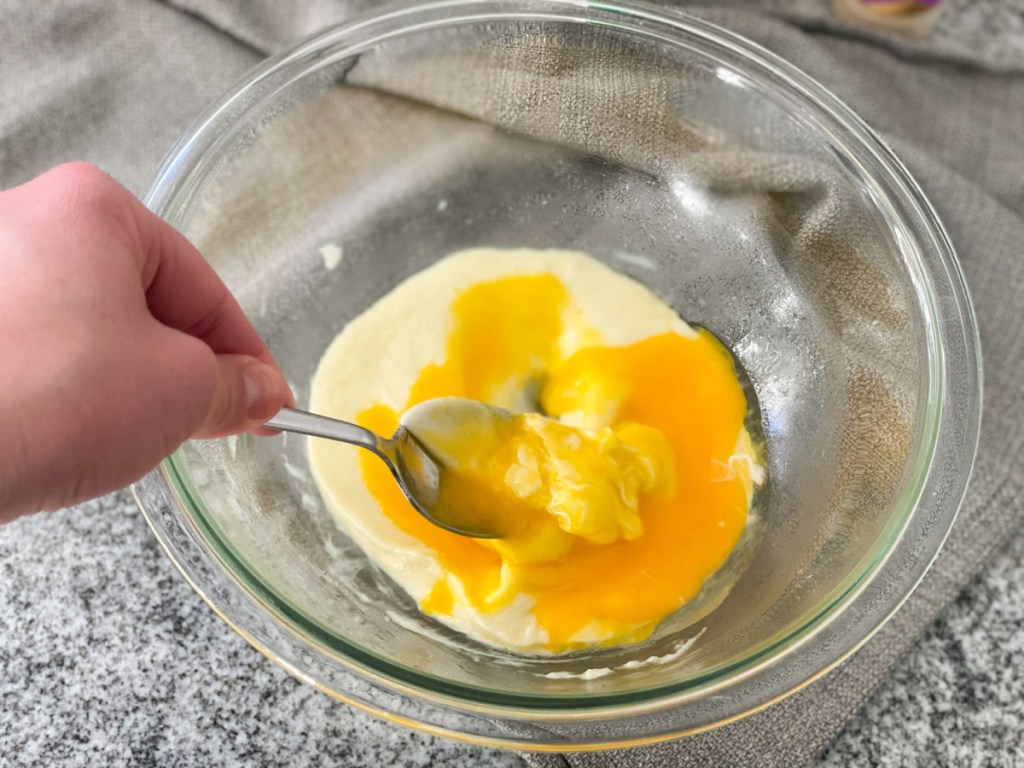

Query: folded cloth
left=169, top=0, right=1024, bottom=73
left=1, top=1, right=1021, bottom=766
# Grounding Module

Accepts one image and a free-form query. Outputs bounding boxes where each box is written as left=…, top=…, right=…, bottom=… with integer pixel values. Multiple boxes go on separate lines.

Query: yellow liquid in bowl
left=352, top=272, right=760, bottom=652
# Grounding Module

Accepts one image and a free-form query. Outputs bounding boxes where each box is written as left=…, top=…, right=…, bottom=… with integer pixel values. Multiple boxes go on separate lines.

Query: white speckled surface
left=1, top=491, right=1021, bottom=766
left=0, top=492, right=521, bottom=767
left=821, top=533, right=1024, bottom=766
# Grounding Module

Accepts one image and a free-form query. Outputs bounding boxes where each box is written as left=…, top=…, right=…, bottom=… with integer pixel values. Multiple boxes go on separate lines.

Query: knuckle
left=46, top=163, right=139, bottom=247
left=48, top=162, right=116, bottom=201
left=50, top=162, right=122, bottom=213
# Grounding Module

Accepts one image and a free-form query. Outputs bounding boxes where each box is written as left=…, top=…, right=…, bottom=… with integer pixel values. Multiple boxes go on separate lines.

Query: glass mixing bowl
left=134, top=0, right=981, bottom=750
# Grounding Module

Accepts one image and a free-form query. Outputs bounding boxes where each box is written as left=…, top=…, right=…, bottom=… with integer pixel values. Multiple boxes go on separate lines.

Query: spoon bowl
left=263, top=402, right=506, bottom=538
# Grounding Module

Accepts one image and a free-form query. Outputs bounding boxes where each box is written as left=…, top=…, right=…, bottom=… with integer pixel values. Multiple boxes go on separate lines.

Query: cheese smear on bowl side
left=308, top=248, right=764, bottom=654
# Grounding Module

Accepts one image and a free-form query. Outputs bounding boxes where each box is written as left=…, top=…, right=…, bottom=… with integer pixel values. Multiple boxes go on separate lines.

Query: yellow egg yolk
left=356, top=274, right=758, bottom=652
left=425, top=412, right=676, bottom=562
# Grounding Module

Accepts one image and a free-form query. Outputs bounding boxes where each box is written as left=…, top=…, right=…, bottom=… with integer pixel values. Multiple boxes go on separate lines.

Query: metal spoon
left=263, top=398, right=512, bottom=539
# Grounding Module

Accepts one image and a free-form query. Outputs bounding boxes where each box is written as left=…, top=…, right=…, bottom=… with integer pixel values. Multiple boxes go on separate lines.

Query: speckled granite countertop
left=1, top=490, right=1021, bottom=765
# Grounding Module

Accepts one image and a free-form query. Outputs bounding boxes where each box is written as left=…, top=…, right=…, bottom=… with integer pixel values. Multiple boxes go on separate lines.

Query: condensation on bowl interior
left=170, top=38, right=927, bottom=695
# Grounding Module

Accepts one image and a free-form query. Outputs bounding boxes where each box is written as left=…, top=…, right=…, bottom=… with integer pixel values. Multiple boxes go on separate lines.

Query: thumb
left=195, top=354, right=292, bottom=439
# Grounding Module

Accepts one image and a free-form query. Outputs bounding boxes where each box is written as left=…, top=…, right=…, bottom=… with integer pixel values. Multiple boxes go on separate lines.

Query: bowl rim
left=136, top=0, right=982, bottom=749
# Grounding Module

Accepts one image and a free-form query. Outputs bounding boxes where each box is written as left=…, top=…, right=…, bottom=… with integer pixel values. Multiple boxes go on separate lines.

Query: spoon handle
left=264, top=407, right=384, bottom=454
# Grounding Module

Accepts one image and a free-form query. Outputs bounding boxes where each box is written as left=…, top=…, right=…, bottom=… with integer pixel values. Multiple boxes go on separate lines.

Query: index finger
left=131, top=195, right=271, bottom=361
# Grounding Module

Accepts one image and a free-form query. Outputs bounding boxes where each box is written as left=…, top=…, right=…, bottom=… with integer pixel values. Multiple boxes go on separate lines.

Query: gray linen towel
left=169, top=0, right=1024, bottom=73
left=1, top=1, right=1021, bottom=766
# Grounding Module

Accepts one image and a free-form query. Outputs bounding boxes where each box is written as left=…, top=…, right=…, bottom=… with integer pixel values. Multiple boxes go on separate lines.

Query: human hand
left=0, top=163, right=294, bottom=522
